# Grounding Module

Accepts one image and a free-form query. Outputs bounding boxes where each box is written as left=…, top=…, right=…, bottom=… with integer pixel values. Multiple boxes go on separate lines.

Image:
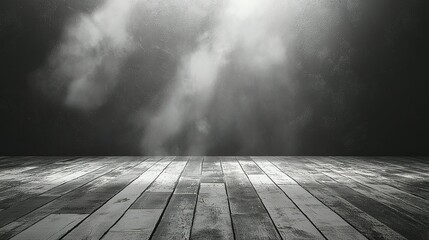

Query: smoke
left=33, top=0, right=365, bottom=155
left=141, top=0, right=290, bottom=154
left=36, top=0, right=136, bottom=111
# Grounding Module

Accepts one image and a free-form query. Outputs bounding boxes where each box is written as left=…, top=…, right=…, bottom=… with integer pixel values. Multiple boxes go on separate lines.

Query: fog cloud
left=34, top=0, right=365, bottom=155
left=37, top=0, right=136, bottom=110
left=141, top=0, right=290, bottom=154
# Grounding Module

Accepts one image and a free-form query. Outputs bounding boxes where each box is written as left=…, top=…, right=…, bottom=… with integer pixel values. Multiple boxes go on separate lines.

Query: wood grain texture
left=150, top=194, right=197, bottom=240
left=104, top=156, right=192, bottom=240
left=10, top=214, right=87, bottom=240
left=0, top=156, right=427, bottom=240
left=222, top=157, right=281, bottom=240
left=272, top=157, right=427, bottom=240
left=240, top=158, right=325, bottom=239
left=0, top=159, right=141, bottom=239
left=247, top=174, right=324, bottom=239
left=150, top=157, right=201, bottom=240
left=62, top=157, right=169, bottom=240
left=102, top=209, right=163, bottom=240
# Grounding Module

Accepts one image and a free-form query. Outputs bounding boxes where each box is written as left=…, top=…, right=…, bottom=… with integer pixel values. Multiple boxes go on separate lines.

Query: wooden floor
left=0, top=157, right=427, bottom=240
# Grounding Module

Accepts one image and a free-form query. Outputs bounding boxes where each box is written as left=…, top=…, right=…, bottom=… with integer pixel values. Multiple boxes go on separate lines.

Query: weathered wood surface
left=0, top=156, right=427, bottom=240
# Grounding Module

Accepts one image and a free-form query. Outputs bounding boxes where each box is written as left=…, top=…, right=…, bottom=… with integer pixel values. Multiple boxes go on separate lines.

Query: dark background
left=1, top=0, right=428, bottom=156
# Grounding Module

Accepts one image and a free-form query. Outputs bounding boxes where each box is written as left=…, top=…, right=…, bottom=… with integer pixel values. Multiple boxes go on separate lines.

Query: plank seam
left=95, top=156, right=170, bottom=240
left=271, top=156, right=369, bottom=239
left=219, top=157, right=237, bottom=240
left=235, top=157, right=282, bottom=240
left=0, top=158, right=145, bottom=239
left=0, top=158, right=129, bottom=228
left=307, top=157, right=429, bottom=227
left=58, top=156, right=156, bottom=240
left=147, top=156, right=191, bottom=240
left=252, top=157, right=328, bottom=239
left=188, top=157, right=202, bottom=239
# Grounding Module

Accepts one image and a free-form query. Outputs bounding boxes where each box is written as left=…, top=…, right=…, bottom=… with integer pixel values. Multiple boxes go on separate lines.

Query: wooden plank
left=42, top=159, right=129, bottom=197
left=174, top=156, right=202, bottom=194
left=222, top=159, right=267, bottom=215
left=0, top=157, right=78, bottom=178
left=279, top=184, right=367, bottom=240
left=191, top=183, right=233, bottom=240
left=0, top=157, right=57, bottom=169
left=144, top=157, right=189, bottom=193
left=328, top=157, right=429, bottom=205
left=312, top=157, right=429, bottom=215
left=304, top=186, right=407, bottom=240
left=202, top=156, right=222, bottom=172
left=376, top=157, right=429, bottom=176
left=0, top=156, right=426, bottom=240
left=323, top=182, right=428, bottom=240
left=130, top=192, right=171, bottom=209
left=408, top=156, right=429, bottom=165
left=237, top=156, right=264, bottom=174
left=0, top=156, right=74, bottom=167
left=150, top=157, right=201, bottom=240
left=182, top=156, right=202, bottom=176
left=0, top=196, right=57, bottom=228
left=175, top=156, right=201, bottom=194
left=0, top=159, right=125, bottom=228
left=338, top=157, right=429, bottom=200
left=312, top=160, right=429, bottom=226
left=0, top=158, right=134, bottom=228
left=0, top=157, right=80, bottom=191
left=102, top=209, right=163, bottom=240
left=0, top=158, right=153, bottom=239
left=221, top=157, right=281, bottom=240
left=0, top=158, right=103, bottom=207
left=56, top=159, right=150, bottom=214
left=0, top=166, right=38, bottom=178
left=272, top=157, right=428, bottom=240
left=61, top=157, right=174, bottom=240
left=263, top=157, right=366, bottom=240
left=150, top=194, right=197, bottom=240
left=191, top=156, right=232, bottom=239
left=245, top=174, right=324, bottom=239
left=201, top=156, right=223, bottom=183
left=347, top=157, right=429, bottom=195
left=10, top=214, right=87, bottom=240
left=103, top=157, right=191, bottom=240
left=273, top=157, right=406, bottom=240
left=241, top=158, right=326, bottom=239
left=251, top=157, right=296, bottom=184
left=174, top=176, right=200, bottom=194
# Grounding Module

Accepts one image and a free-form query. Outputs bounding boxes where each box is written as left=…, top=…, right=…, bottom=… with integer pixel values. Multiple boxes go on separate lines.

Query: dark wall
left=1, top=0, right=428, bottom=155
